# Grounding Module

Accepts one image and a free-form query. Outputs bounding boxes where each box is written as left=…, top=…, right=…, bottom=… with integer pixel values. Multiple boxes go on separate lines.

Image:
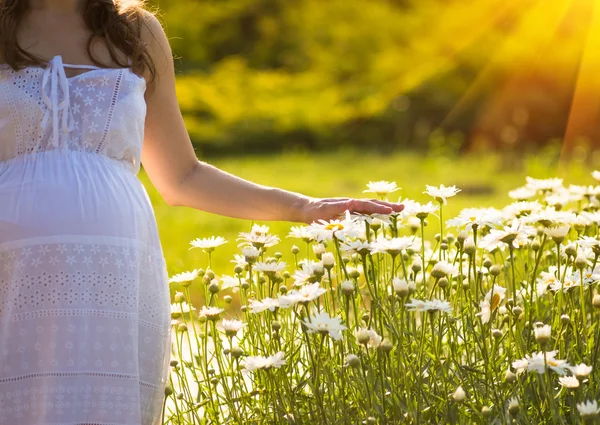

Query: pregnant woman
left=0, top=0, right=403, bottom=424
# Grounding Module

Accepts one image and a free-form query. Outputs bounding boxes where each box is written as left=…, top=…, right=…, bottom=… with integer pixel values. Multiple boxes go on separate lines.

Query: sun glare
left=404, top=0, right=600, bottom=158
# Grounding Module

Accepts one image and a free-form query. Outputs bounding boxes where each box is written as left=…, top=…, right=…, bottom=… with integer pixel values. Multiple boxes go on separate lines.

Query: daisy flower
left=279, top=282, right=327, bottom=306
left=340, top=240, right=372, bottom=255
left=559, top=376, right=580, bottom=389
left=525, top=177, right=564, bottom=193
left=370, top=236, right=421, bottom=256
left=248, top=297, right=280, bottom=313
left=508, top=186, right=537, bottom=200
left=254, top=261, right=287, bottom=275
left=237, top=232, right=280, bottom=249
left=502, top=201, right=542, bottom=220
left=170, top=301, right=196, bottom=316
left=446, top=207, right=503, bottom=230
left=302, top=310, right=347, bottom=341
left=241, top=352, right=286, bottom=373
left=189, top=236, right=227, bottom=252
left=424, top=184, right=461, bottom=205
left=169, top=269, right=201, bottom=284
left=405, top=298, right=452, bottom=314
left=577, top=400, right=600, bottom=419
left=220, top=275, right=240, bottom=291
left=355, top=328, right=383, bottom=348
left=512, top=351, right=571, bottom=375
left=363, top=181, right=400, bottom=197
left=569, top=363, right=593, bottom=378
left=287, top=226, right=314, bottom=242
left=219, top=319, right=245, bottom=337
left=430, top=260, right=459, bottom=278
left=307, top=211, right=361, bottom=242
left=199, top=306, right=224, bottom=321
left=480, top=219, right=536, bottom=251
left=403, top=201, right=440, bottom=219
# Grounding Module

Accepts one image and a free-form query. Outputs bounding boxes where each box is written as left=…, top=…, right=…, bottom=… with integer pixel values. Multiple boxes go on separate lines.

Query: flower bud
left=504, top=369, right=516, bottom=383
left=492, top=329, right=503, bottom=339
left=224, top=295, right=233, bottom=304
left=392, top=278, right=409, bottom=297
left=170, top=360, right=179, bottom=367
left=208, top=280, right=220, bottom=294
left=234, top=265, right=244, bottom=275
left=575, top=252, right=589, bottom=270
left=348, top=268, right=361, bottom=279
left=356, top=329, right=371, bottom=345
left=453, top=386, right=466, bottom=403
left=380, top=339, right=393, bottom=353
left=231, top=347, right=243, bottom=358
left=438, top=277, right=449, bottom=289
left=513, top=306, right=523, bottom=318
left=490, top=265, right=502, bottom=277
left=457, top=230, right=468, bottom=243
left=177, top=323, right=188, bottom=333
left=481, top=406, right=492, bottom=417
left=411, top=261, right=422, bottom=273
left=164, top=385, right=173, bottom=396
left=483, top=258, right=493, bottom=269
left=174, top=292, right=186, bottom=303
left=565, top=243, right=577, bottom=257
left=593, top=293, right=600, bottom=309
left=176, top=392, right=184, bottom=400
left=271, top=321, right=281, bottom=332
left=366, top=417, right=377, bottom=425
left=322, top=252, right=335, bottom=268
left=313, top=243, right=326, bottom=258
left=534, top=324, right=551, bottom=345
left=345, top=354, right=361, bottom=368
left=508, top=398, right=520, bottom=417
left=440, top=243, right=448, bottom=251
left=561, top=314, right=571, bottom=324
left=241, top=280, right=250, bottom=290
left=291, top=245, right=300, bottom=255
left=463, top=237, right=476, bottom=255
left=279, top=285, right=288, bottom=294
left=531, top=240, right=541, bottom=251
left=341, top=280, right=355, bottom=296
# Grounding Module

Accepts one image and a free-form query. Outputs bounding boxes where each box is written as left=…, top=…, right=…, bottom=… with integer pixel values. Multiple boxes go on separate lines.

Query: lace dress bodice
left=0, top=55, right=147, bottom=173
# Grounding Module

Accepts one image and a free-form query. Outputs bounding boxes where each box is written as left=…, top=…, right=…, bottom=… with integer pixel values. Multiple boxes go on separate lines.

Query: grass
left=140, top=148, right=599, bottom=305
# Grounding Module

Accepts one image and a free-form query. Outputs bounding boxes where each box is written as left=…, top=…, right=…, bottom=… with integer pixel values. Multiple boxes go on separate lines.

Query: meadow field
left=160, top=149, right=600, bottom=424
left=143, top=149, right=599, bottom=303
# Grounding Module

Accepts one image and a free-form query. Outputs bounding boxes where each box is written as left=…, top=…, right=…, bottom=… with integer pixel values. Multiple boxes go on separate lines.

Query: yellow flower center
left=491, top=293, right=501, bottom=311
left=325, top=223, right=344, bottom=232
left=469, top=217, right=477, bottom=222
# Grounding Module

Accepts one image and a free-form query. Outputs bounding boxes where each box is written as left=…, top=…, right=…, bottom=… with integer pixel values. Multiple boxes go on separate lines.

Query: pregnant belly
left=0, top=151, right=158, bottom=244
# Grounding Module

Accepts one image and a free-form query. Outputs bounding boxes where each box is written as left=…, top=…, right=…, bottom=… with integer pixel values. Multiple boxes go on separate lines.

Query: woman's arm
left=139, top=15, right=403, bottom=224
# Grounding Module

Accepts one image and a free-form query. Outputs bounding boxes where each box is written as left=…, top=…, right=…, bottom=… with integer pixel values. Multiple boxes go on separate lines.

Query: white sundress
left=0, top=55, right=172, bottom=424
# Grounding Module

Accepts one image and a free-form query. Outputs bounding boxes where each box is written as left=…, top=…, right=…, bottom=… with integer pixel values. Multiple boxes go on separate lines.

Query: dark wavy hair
left=0, top=0, right=156, bottom=82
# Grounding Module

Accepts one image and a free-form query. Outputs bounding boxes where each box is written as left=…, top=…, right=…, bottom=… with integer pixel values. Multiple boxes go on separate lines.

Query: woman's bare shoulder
left=138, top=11, right=173, bottom=76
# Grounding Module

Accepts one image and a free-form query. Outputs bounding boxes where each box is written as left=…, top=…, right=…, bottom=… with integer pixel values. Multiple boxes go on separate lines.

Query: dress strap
left=62, top=63, right=103, bottom=70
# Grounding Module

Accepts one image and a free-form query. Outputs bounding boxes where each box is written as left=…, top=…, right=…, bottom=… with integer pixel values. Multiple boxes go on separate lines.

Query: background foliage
left=149, top=0, right=600, bottom=157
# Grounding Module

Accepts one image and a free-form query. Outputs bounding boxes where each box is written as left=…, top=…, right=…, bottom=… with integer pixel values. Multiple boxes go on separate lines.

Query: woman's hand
left=300, top=197, right=404, bottom=224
